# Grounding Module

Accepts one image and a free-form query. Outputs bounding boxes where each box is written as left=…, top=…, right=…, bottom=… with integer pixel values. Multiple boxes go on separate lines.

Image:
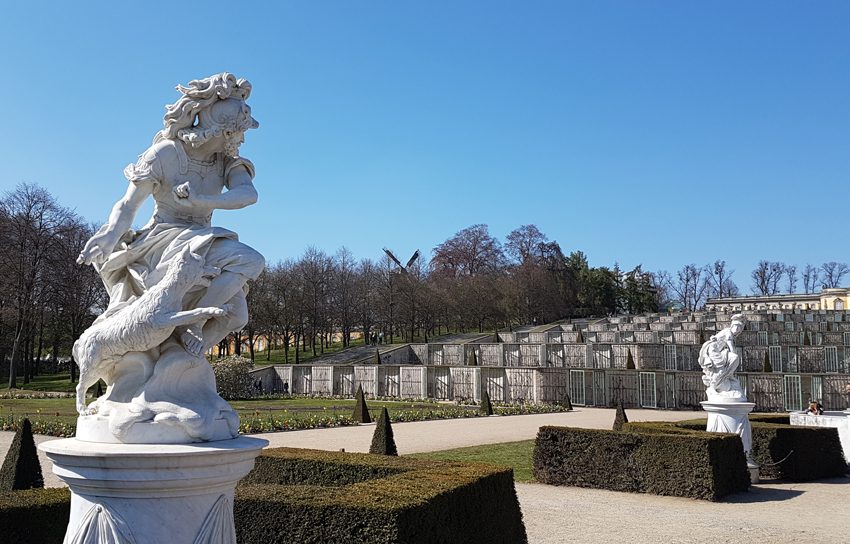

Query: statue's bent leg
left=178, top=239, right=264, bottom=355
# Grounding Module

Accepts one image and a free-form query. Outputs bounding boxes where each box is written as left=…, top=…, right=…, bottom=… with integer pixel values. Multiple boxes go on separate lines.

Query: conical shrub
left=576, top=330, right=584, bottom=343
left=0, top=418, right=43, bottom=491
left=558, top=394, right=573, bottom=411
left=626, top=349, right=636, bottom=370
left=352, top=384, right=372, bottom=424
left=480, top=390, right=494, bottom=415
left=763, top=351, right=773, bottom=373
left=467, top=349, right=478, bottom=366
left=369, top=407, right=398, bottom=456
left=374, top=349, right=382, bottom=364
left=95, top=380, right=104, bottom=398
left=613, top=401, right=629, bottom=431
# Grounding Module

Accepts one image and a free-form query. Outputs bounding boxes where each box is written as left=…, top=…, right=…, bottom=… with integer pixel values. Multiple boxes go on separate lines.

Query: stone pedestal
left=701, top=401, right=759, bottom=483
left=39, top=436, right=267, bottom=544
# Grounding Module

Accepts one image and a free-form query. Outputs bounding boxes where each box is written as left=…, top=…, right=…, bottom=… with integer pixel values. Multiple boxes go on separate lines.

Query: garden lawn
left=408, top=440, right=536, bottom=482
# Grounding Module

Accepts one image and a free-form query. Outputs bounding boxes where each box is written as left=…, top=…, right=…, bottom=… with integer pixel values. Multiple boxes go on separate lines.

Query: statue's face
left=196, top=98, right=254, bottom=156
left=730, top=322, right=744, bottom=335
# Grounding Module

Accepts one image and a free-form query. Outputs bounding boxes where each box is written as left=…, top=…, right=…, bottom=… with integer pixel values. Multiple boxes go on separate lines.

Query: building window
left=663, top=345, right=677, bottom=370
left=784, top=375, right=802, bottom=412
left=569, top=370, right=586, bottom=406
left=769, top=346, right=782, bottom=372
left=757, top=331, right=769, bottom=346
left=639, top=372, right=657, bottom=408
left=825, top=346, right=838, bottom=373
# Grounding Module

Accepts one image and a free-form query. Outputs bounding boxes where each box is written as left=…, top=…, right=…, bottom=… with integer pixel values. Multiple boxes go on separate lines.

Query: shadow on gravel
left=724, top=487, right=805, bottom=503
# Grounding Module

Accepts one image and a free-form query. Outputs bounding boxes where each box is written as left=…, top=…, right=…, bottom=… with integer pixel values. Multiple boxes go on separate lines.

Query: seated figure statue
left=698, top=314, right=747, bottom=401
left=75, top=73, right=264, bottom=442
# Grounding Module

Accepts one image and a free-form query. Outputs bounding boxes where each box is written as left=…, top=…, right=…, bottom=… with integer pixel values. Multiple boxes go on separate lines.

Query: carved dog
left=73, top=246, right=225, bottom=414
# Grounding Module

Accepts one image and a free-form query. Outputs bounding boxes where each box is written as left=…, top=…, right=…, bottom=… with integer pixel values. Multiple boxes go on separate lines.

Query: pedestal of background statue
left=701, top=400, right=759, bottom=483
left=39, top=433, right=267, bottom=544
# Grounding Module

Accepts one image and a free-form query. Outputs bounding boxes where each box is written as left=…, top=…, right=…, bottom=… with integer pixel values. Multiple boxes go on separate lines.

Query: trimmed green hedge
left=236, top=448, right=527, bottom=543
left=0, top=488, right=70, bottom=544
left=0, top=449, right=527, bottom=544
left=533, top=426, right=750, bottom=501
left=673, top=417, right=846, bottom=481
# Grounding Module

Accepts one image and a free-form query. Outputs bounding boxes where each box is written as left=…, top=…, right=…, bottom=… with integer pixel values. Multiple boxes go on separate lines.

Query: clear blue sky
left=2, top=2, right=848, bottom=292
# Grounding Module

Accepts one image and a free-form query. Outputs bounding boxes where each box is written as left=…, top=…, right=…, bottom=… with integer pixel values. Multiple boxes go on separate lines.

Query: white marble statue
left=74, top=72, right=264, bottom=442
left=698, top=313, right=746, bottom=401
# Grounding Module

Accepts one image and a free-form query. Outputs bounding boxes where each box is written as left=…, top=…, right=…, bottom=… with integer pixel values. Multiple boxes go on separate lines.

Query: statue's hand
left=173, top=183, right=194, bottom=209
left=77, top=231, right=117, bottom=266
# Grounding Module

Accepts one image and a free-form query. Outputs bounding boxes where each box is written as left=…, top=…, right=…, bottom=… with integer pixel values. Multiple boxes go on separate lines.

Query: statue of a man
left=78, top=73, right=264, bottom=356
left=75, top=73, right=264, bottom=441
left=698, top=314, right=746, bottom=401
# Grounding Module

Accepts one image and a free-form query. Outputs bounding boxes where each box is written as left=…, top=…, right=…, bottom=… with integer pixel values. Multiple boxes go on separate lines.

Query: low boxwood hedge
left=0, top=487, right=70, bottom=544
left=0, top=449, right=527, bottom=544
left=533, top=426, right=750, bottom=501
left=237, top=448, right=527, bottom=543
left=672, top=417, right=846, bottom=481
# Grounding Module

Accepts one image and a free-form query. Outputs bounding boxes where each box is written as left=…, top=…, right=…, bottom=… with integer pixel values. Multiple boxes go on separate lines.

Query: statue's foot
left=179, top=324, right=205, bottom=356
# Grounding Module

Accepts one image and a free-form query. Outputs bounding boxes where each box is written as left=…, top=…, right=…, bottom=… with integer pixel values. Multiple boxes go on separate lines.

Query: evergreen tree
left=0, top=418, right=43, bottom=491
left=576, top=330, right=584, bottom=343
left=374, top=348, right=382, bottom=364
left=467, top=349, right=478, bottom=366
left=480, top=390, right=494, bottom=415
left=95, top=380, right=104, bottom=398
left=803, top=331, right=812, bottom=346
left=626, top=349, right=636, bottom=370
left=613, top=401, right=629, bottom=431
left=369, top=407, right=398, bottom=456
left=560, top=394, right=573, bottom=411
left=352, top=384, right=371, bottom=424
left=763, top=351, right=773, bottom=373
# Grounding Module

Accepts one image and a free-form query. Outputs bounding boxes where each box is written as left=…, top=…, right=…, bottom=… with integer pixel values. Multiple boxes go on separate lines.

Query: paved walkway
left=2, top=408, right=848, bottom=543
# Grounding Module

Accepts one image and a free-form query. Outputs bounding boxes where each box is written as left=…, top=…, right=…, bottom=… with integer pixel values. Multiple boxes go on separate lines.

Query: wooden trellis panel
left=333, top=366, right=354, bottom=397
left=505, top=368, right=535, bottom=403
left=746, top=373, right=784, bottom=412
left=311, top=365, right=333, bottom=396
left=450, top=367, right=476, bottom=401
left=478, top=344, right=503, bottom=366
left=400, top=367, right=425, bottom=398
left=378, top=366, right=400, bottom=398
left=354, top=366, right=377, bottom=397
left=676, top=372, right=705, bottom=410
left=537, top=368, right=569, bottom=403
left=563, top=345, right=587, bottom=368
left=482, top=367, right=507, bottom=403
left=547, top=344, right=566, bottom=367
left=607, top=371, right=640, bottom=408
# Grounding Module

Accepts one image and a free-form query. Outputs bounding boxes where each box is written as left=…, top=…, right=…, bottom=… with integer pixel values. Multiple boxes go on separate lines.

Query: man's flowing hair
left=155, top=73, right=253, bottom=143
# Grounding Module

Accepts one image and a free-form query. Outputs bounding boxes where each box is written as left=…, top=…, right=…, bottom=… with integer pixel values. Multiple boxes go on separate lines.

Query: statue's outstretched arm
left=78, top=182, right=151, bottom=265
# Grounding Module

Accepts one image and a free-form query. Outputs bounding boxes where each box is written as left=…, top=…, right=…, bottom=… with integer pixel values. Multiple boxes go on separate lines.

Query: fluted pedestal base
left=701, top=401, right=759, bottom=483
left=39, top=436, right=267, bottom=544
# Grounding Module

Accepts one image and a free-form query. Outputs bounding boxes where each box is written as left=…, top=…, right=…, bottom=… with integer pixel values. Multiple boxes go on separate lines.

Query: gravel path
left=2, top=407, right=848, bottom=543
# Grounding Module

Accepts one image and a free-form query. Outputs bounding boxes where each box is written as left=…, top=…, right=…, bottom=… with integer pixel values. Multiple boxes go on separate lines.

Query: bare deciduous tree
left=751, top=261, right=784, bottom=296
left=821, top=262, right=849, bottom=289
left=802, top=264, right=820, bottom=294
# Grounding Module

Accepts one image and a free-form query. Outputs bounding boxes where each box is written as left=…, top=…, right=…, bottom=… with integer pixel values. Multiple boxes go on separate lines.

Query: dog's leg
left=162, top=307, right=228, bottom=329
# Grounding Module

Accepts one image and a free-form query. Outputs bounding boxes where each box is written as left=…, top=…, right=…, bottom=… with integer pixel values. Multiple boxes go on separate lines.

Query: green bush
left=236, top=448, right=528, bottom=544
left=0, top=418, right=43, bottom=491
left=626, top=349, right=635, bottom=369
left=480, top=391, right=494, bottom=416
left=674, top=417, right=846, bottom=481
left=0, top=488, right=70, bottom=543
left=211, top=355, right=254, bottom=399
left=612, top=401, right=628, bottom=431
left=352, top=384, right=372, bottom=424
left=370, top=407, right=398, bottom=456
left=533, top=426, right=750, bottom=501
